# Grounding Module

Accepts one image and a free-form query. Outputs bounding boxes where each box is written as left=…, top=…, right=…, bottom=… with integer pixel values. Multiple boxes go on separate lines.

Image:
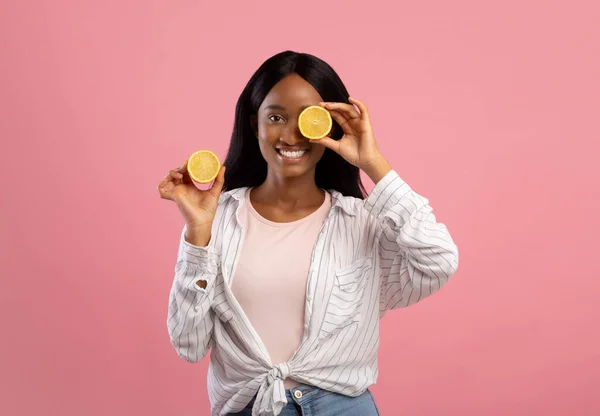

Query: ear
left=250, top=115, right=258, bottom=138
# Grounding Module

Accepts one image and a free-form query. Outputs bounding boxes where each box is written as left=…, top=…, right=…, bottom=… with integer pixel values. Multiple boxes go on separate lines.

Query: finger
left=209, top=165, right=226, bottom=197
left=321, top=102, right=360, bottom=119
left=157, top=180, right=173, bottom=200
left=163, top=162, right=186, bottom=181
left=164, top=170, right=183, bottom=189
left=181, top=171, right=193, bottom=184
left=328, top=109, right=354, bottom=134
left=176, top=160, right=194, bottom=184
left=348, top=97, right=370, bottom=122
left=175, top=160, right=188, bottom=172
left=310, top=137, right=340, bottom=154
left=169, top=170, right=183, bottom=180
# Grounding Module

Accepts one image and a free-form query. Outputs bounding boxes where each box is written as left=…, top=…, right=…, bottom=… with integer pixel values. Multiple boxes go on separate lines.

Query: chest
left=230, top=218, right=321, bottom=302
left=217, top=206, right=377, bottom=284
left=213, top=201, right=380, bottom=343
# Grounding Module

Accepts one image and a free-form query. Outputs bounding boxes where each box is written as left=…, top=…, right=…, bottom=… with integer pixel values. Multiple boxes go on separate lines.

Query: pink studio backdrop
left=1, top=1, right=599, bottom=415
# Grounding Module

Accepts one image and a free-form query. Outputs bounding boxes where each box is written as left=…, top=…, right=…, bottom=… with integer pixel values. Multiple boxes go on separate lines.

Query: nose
left=280, top=120, right=304, bottom=145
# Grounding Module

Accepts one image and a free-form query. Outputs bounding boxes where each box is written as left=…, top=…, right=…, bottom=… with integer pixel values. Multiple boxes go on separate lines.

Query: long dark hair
left=222, top=51, right=366, bottom=199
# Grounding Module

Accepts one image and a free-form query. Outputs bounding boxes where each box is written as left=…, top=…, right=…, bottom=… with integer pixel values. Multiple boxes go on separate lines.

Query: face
left=252, top=74, right=327, bottom=180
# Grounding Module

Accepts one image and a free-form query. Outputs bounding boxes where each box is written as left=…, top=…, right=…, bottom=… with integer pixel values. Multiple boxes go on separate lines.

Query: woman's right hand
left=157, top=160, right=226, bottom=230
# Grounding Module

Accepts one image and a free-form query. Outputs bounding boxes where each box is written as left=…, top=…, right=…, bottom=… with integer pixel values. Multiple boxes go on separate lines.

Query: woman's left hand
left=311, top=97, right=392, bottom=182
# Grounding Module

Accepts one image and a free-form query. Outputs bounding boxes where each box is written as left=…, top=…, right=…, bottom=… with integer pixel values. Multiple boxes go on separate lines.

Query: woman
left=158, top=51, right=459, bottom=416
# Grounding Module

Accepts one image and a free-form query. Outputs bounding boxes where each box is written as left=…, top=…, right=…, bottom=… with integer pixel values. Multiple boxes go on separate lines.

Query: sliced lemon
left=187, top=150, right=221, bottom=184
left=298, top=105, right=332, bottom=140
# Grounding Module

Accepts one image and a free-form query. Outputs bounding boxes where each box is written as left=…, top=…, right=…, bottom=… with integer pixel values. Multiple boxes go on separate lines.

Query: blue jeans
left=227, top=384, right=380, bottom=416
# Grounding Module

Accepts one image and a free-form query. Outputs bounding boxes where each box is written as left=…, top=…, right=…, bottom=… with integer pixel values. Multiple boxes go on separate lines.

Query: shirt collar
left=220, top=187, right=357, bottom=217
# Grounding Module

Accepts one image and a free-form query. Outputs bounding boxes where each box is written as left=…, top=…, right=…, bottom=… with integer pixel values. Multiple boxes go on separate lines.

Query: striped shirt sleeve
left=363, top=169, right=459, bottom=315
left=167, top=224, right=220, bottom=363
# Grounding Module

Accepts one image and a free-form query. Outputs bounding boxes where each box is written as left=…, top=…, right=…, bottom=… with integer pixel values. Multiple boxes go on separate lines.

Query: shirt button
left=294, top=390, right=303, bottom=399
left=306, top=294, right=312, bottom=302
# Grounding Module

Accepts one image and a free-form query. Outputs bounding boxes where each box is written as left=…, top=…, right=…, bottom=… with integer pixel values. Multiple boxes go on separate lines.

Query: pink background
left=2, top=1, right=599, bottom=415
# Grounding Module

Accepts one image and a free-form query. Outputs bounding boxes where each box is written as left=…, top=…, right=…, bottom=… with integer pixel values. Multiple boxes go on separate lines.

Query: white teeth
left=280, top=150, right=306, bottom=159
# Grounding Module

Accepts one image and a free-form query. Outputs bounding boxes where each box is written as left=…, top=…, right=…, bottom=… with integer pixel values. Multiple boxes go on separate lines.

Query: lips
left=276, top=147, right=309, bottom=161
left=276, top=147, right=310, bottom=152
left=278, top=148, right=306, bottom=156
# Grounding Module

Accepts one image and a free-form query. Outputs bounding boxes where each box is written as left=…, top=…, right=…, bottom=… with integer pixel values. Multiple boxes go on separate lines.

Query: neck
left=253, top=169, right=324, bottom=208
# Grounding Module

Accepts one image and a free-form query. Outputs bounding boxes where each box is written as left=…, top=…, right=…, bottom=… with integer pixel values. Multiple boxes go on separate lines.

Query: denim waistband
left=284, top=384, right=332, bottom=405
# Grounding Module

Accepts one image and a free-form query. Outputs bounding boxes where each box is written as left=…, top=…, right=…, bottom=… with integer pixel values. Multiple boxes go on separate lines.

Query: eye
left=268, top=114, right=285, bottom=123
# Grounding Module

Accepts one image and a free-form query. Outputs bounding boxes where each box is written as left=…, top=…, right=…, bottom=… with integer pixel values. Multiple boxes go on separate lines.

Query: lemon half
left=187, top=150, right=221, bottom=184
left=298, top=105, right=332, bottom=140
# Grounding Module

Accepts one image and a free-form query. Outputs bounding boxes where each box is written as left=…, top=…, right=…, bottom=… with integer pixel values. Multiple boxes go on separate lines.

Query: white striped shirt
left=167, top=169, right=459, bottom=416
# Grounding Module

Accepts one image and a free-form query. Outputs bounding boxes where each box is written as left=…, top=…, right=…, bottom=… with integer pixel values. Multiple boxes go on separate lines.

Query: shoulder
left=210, top=187, right=248, bottom=225
left=217, top=187, right=247, bottom=206
left=328, top=189, right=369, bottom=220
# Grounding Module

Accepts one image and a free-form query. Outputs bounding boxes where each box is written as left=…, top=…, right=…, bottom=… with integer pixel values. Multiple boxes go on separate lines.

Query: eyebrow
left=263, top=104, right=311, bottom=112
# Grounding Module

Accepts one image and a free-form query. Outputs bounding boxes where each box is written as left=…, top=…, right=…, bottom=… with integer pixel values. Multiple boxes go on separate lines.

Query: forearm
left=167, top=225, right=219, bottom=362
left=365, top=169, right=459, bottom=312
left=184, top=224, right=212, bottom=247
left=362, top=156, right=393, bottom=185
left=167, top=266, right=214, bottom=362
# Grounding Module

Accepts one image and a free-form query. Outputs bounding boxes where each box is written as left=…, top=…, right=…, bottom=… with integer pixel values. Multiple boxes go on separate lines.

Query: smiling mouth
left=276, top=149, right=308, bottom=159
